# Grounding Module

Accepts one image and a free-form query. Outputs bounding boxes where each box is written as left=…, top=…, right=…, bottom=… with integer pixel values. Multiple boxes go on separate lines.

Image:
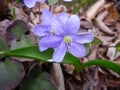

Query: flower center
left=50, top=29, right=54, bottom=35
left=64, top=36, right=71, bottom=43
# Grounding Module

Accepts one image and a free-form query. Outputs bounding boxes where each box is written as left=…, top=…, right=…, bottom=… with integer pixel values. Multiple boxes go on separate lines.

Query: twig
left=52, top=63, right=65, bottom=90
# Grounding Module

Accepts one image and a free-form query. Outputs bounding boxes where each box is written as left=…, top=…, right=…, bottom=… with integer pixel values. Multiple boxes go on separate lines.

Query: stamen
left=50, top=29, right=54, bottom=35
left=64, top=36, right=71, bottom=43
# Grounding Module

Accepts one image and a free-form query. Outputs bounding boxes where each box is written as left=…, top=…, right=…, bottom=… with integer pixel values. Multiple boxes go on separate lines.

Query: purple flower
left=63, top=0, right=72, bottom=2
left=51, top=14, right=94, bottom=62
left=24, top=0, right=45, bottom=8
left=34, top=9, right=64, bottom=51
left=34, top=10, right=94, bottom=62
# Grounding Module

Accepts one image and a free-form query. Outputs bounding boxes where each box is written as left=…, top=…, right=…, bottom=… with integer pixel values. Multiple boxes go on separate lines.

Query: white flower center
left=64, top=36, right=71, bottom=43
left=50, top=29, right=54, bottom=35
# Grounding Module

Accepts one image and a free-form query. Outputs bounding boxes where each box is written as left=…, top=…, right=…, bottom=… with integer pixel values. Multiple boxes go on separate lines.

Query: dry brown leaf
left=85, top=0, right=106, bottom=20
left=53, top=5, right=67, bottom=14
left=115, top=21, right=120, bottom=32
left=104, top=3, right=119, bottom=24
left=80, top=19, right=93, bottom=29
left=106, top=79, right=120, bottom=87
left=0, top=19, right=12, bottom=39
left=107, top=3, right=119, bottom=22
left=107, top=47, right=116, bottom=60
left=93, top=18, right=115, bottom=35
left=97, top=10, right=109, bottom=21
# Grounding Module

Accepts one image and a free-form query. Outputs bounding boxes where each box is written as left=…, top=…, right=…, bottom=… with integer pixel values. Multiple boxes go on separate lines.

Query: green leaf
left=1, top=46, right=120, bottom=75
left=11, top=24, right=24, bottom=39
left=1, top=46, right=82, bottom=73
left=0, top=58, right=25, bottom=90
left=15, top=0, right=19, bottom=3
left=90, top=37, right=102, bottom=45
left=0, top=37, right=9, bottom=59
left=85, top=43, right=90, bottom=55
left=10, top=38, right=35, bottom=50
left=48, top=0, right=58, bottom=5
left=0, top=37, right=9, bottom=51
left=20, top=67, right=57, bottom=90
left=82, top=59, right=120, bottom=75
left=116, top=42, right=120, bottom=51
left=7, top=20, right=28, bottom=40
left=72, top=0, right=91, bottom=14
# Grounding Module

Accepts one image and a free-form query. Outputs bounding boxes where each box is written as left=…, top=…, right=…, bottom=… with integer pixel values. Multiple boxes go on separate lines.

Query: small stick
left=52, top=63, right=65, bottom=90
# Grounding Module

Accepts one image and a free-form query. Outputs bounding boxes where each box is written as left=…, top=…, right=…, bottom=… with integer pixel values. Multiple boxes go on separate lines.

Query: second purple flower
left=24, top=0, right=45, bottom=8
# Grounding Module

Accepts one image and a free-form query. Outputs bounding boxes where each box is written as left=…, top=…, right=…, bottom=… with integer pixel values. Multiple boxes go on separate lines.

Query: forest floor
left=0, top=0, right=120, bottom=90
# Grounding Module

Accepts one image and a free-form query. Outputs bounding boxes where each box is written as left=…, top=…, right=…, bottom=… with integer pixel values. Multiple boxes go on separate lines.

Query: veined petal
left=36, top=0, right=45, bottom=2
left=56, top=12, right=69, bottom=24
left=24, top=0, right=36, bottom=8
left=64, top=0, right=72, bottom=2
left=65, top=15, right=80, bottom=34
left=72, top=32, right=94, bottom=44
left=53, top=42, right=67, bottom=62
left=51, top=18, right=65, bottom=35
left=34, top=24, right=49, bottom=36
left=68, top=42, right=86, bottom=58
left=41, top=9, right=53, bottom=25
left=39, top=35, right=62, bottom=51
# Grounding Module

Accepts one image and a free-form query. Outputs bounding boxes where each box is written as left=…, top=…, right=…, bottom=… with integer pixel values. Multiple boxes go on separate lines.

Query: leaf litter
left=0, top=0, right=120, bottom=90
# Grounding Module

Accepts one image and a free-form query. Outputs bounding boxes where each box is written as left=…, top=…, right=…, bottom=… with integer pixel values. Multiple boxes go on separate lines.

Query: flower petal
left=36, top=0, right=45, bottom=2
left=34, top=24, right=49, bottom=36
left=51, top=18, right=65, bottom=35
left=65, top=15, right=80, bottom=34
left=64, top=0, right=72, bottom=2
left=53, top=42, right=67, bottom=62
left=24, top=0, right=36, bottom=8
left=68, top=42, right=86, bottom=58
left=39, top=35, right=62, bottom=51
left=56, top=12, right=69, bottom=24
left=72, top=32, right=94, bottom=44
left=41, top=9, right=53, bottom=26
